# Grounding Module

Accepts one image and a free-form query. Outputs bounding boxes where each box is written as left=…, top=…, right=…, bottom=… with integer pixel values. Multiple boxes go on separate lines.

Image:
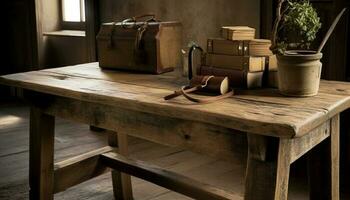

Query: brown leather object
left=164, top=75, right=234, bottom=104
left=189, top=75, right=230, bottom=94
left=199, top=66, right=263, bottom=89
left=97, top=17, right=182, bottom=74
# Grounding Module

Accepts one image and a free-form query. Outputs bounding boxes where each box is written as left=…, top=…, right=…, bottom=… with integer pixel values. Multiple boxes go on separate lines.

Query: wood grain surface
left=1, top=62, right=350, bottom=138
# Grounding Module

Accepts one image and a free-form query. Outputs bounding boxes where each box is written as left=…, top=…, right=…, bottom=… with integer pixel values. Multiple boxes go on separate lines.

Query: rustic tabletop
left=1, top=62, right=350, bottom=138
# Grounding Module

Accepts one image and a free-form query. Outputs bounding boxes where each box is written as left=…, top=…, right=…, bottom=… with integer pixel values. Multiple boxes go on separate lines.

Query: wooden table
left=1, top=62, right=350, bottom=200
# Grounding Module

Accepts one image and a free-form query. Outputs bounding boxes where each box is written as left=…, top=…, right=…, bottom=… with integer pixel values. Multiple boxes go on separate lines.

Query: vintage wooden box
left=97, top=21, right=182, bottom=74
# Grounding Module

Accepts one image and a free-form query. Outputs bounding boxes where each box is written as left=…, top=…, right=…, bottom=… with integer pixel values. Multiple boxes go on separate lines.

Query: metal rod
left=317, top=8, right=347, bottom=53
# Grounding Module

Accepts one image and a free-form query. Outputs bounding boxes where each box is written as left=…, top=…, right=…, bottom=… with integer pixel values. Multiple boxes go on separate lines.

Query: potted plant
left=271, top=0, right=322, bottom=97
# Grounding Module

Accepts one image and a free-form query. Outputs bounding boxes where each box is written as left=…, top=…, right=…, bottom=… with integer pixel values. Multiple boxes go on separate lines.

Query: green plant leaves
left=277, top=0, right=322, bottom=53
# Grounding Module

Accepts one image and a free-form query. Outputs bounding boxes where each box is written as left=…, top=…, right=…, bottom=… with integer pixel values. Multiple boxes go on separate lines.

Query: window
left=61, top=0, right=85, bottom=30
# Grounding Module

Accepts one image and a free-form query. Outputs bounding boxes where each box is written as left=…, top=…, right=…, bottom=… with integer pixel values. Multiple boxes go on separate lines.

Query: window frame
left=60, top=0, right=86, bottom=30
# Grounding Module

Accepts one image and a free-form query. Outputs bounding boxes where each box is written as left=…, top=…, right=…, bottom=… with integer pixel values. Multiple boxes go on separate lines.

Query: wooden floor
left=0, top=101, right=343, bottom=200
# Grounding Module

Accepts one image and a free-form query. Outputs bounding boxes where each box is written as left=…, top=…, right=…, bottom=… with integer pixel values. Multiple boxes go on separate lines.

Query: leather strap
left=120, top=14, right=158, bottom=63
left=180, top=86, right=234, bottom=104
left=121, top=14, right=157, bottom=28
left=164, top=75, right=212, bottom=100
left=163, top=85, right=201, bottom=100
left=164, top=76, right=234, bottom=104
left=108, top=14, right=158, bottom=50
left=108, top=22, right=118, bottom=48
left=134, top=23, right=148, bottom=51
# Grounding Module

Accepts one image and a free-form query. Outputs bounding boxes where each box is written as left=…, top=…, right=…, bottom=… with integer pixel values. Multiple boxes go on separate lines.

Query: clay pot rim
left=277, top=50, right=323, bottom=61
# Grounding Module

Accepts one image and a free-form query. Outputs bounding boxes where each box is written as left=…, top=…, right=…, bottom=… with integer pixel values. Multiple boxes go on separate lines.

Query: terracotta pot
left=277, top=50, right=323, bottom=97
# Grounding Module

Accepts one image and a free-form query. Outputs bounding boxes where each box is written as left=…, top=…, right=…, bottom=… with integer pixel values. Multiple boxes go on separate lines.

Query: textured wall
left=43, top=36, right=89, bottom=67
left=42, top=0, right=60, bottom=32
left=40, top=0, right=89, bottom=68
left=99, top=0, right=260, bottom=49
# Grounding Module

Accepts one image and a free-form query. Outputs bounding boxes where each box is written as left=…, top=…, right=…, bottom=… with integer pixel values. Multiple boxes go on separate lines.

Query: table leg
left=29, top=107, right=55, bottom=200
left=308, top=114, right=340, bottom=200
left=108, top=131, right=133, bottom=200
left=244, top=134, right=291, bottom=200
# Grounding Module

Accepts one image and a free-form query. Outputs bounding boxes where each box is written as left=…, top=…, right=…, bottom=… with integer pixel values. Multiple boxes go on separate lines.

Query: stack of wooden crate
left=200, top=26, right=277, bottom=89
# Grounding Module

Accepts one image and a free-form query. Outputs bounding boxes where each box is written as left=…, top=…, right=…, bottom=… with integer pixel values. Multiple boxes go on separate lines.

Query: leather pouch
left=164, top=75, right=234, bottom=104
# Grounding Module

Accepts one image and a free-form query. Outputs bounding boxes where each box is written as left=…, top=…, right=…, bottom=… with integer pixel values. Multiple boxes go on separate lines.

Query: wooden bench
left=1, top=62, right=349, bottom=200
